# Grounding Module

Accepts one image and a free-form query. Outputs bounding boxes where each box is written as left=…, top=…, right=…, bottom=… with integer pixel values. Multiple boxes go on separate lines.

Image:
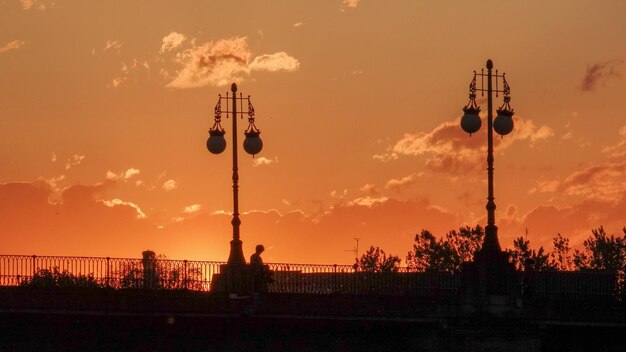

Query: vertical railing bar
left=106, top=257, right=111, bottom=288
left=31, top=255, right=36, bottom=280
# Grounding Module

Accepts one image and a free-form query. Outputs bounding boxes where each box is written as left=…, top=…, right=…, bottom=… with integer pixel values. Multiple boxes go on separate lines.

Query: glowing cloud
left=359, top=183, right=379, bottom=195
left=0, top=40, right=27, bottom=54
left=106, top=168, right=141, bottom=182
left=528, top=180, right=560, bottom=194
left=183, top=204, right=202, bottom=214
left=100, top=198, right=146, bottom=219
left=162, top=179, right=178, bottom=191
left=167, top=37, right=251, bottom=88
left=343, top=0, right=361, bottom=8
left=385, top=172, right=423, bottom=191
left=602, top=125, right=626, bottom=158
left=20, top=0, right=54, bottom=10
left=249, top=52, right=300, bottom=72
left=110, top=58, right=150, bottom=88
left=104, top=40, right=122, bottom=53
left=346, top=196, right=388, bottom=207
left=64, top=154, right=85, bottom=170
left=166, top=36, right=299, bottom=88
left=375, top=117, right=553, bottom=174
left=252, top=156, right=279, bottom=167
left=160, top=32, right=186, bottom=53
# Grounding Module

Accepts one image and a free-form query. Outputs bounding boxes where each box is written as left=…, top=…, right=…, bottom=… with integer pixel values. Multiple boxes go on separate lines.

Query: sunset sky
left=1, top=0, right=625, bottom=265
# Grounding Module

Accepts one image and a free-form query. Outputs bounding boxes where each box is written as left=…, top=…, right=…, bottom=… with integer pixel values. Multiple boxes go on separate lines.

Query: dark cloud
left=581, top=60, right=624, bottom=92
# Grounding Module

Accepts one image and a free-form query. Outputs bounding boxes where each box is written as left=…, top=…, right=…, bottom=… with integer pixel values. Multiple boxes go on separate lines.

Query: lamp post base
left=227, top=239, right=246, bottom=265
left=460, top=244, right=520, bottom=315
left=483, top=224, right=502, bottom=253
left=214, top=263, right=251, bottom=295
left=213, top=239, right=248, bottom=294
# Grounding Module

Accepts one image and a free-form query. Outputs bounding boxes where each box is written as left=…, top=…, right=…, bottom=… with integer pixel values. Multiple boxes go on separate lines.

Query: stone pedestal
left=460, top=248, right=520, bottom=316
left=210, top=264, right=252, bottom=294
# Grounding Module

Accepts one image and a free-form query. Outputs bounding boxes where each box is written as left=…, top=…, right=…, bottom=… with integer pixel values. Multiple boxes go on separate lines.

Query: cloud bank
left=166, top=36, right=299, bottom=88
left=374, top=117, right=553, bottom=174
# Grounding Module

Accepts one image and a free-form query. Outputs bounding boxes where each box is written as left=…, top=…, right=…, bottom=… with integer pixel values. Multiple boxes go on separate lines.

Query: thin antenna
left=344, top=237, right=360, bottom=261
left=525, top=228, right=528, bottom=241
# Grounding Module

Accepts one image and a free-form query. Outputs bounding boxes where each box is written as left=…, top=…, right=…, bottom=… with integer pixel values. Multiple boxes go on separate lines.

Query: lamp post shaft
left=484, top=59, right=500, bottom=252
left=228, top=83, right=245, bottom=265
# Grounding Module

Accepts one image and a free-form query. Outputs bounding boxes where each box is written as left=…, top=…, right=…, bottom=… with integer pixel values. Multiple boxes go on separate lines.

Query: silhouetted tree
left=573, top=226, right=626, bottom=274
left=357, top=246, right=401, bottom=273
left=405, top=225, right=483, bottom=273
left=550, top=233, right=573, bottom=271
left=507, top=237, right=553, bottom=271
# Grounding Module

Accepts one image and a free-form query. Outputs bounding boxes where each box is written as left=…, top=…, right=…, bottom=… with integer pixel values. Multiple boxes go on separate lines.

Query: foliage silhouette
left=550, top=233, right=574, bottom=271
left=405, top=225, right=483, bottom=273
left=507, top=236, right=553, bottom=271
left=504, top=227, right=626, bottom=275
left=117, top=251, right=205, bottom=290
left=21, top=267, right=102, bottom=288
left=356, top=246, right=401, bottom=273
left=573, top=226, right=626, bottom=275
left=404, top=225, right=626, bottom=276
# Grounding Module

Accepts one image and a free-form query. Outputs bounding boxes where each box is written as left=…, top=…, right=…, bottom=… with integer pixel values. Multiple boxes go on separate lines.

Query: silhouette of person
left=250, top=244, right=265, bottom=267
left=250, top=244, right=270, bottom=293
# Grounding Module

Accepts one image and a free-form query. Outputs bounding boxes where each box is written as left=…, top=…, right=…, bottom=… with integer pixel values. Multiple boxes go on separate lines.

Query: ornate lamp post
left=459, top=60, right=518, bottom=304
left=207, top=83, right=263, bottom=265
left=460, top=59, right=514, bottom=255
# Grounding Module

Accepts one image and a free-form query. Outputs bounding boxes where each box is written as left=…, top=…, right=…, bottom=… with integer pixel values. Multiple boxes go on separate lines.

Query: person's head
left=255, top=244, right=265, bottom=254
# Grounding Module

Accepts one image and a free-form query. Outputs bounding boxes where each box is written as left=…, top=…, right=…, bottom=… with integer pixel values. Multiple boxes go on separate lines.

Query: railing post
left=31, top=255, right=36, bottom=279
left=333, top=264, right=338, bottom=294
left=106, top=257, right=111, bottom=288
left=183, top=260, right=188, bottom=290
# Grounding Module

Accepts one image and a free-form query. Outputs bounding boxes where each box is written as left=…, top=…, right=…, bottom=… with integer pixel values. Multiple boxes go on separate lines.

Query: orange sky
left=1, top=0, right=625, bottom=265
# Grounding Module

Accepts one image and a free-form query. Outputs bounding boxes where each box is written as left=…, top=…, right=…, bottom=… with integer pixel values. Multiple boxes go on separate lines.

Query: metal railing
left=265, top=263, right=459, bottom=297
left=0, top=254, right=460, bottom=297
left=0, top=255, right=224, bottom=291
left=521, top=270, right=619, bottom=303
left=0, top=254, right=621, bottom=302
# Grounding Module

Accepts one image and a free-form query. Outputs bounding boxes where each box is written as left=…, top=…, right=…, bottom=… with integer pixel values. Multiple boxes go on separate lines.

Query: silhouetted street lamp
left=460, top=59, right=514, bottom=255
left=207, top=83, right=263, bottom=265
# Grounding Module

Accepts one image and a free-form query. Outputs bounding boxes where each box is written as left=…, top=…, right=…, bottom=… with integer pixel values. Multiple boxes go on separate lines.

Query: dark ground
left=1, top=287, right=625, bottom=351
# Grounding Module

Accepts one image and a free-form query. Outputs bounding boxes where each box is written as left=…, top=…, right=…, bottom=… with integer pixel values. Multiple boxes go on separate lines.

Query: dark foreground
left=3, top=310, right=626, bottom=352
left=1, top=287, right=625, bottom=351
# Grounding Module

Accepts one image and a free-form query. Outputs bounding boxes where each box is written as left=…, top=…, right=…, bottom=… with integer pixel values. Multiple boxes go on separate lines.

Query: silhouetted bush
left=20, top=267, right=102, bottom=288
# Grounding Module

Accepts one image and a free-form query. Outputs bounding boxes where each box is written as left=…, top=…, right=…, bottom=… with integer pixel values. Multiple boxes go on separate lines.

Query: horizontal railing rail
left=520, top=270, right=620, bottom=303
left=0, top=254, right=622, bottom=302
left=0, top=254, right=225, bottom=291
left=0, top=254, right=461, bottom=297
left=264, top=263, right=459, bottom=297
